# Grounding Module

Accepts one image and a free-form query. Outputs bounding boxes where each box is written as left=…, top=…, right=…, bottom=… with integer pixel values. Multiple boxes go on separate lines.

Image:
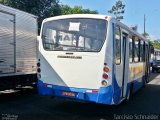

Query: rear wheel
left=126, top=88, right=131, bottom=101
left=123, top=83, right=133, bottom=103
left=144, top=63, right=150, bottom=86
left=145, top=71, right=150, bottom=84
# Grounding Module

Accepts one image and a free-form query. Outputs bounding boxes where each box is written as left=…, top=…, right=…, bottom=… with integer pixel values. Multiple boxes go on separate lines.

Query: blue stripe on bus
left=125, top=76, right=145, bottom=99
left=38, top=80, right=113, bottom=105
left=38, top=76, right=145, bottom=105
left=97, top=86, right=113, bottom=104
left=132, top=76, right=145, bottom=93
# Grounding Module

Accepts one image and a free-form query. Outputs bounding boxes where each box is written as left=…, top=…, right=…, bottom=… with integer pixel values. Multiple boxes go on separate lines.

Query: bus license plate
left=62, top=91, right=77, bottom=97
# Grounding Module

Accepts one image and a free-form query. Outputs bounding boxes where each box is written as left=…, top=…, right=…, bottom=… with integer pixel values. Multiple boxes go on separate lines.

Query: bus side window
left=133, top=36, right=140, bottom=62
left=140, top=40, right=144, bottom=62
left=129, top=34, right=133, bottom=63
left=115, top=26, right=121, bottom=65
left=143, top=41, right=146, bottom=62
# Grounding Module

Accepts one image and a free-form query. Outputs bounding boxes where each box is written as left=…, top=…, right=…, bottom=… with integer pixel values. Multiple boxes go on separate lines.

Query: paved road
left=0, top=73, right=160, bottom=120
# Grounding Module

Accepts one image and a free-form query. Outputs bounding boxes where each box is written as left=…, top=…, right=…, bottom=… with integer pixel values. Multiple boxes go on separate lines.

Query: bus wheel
left=126, top=89, right=131, bottom=101
left=146, top=73, right=150, bottom=83
left=123, top=84, right=133, bottom=103
left=143, top=76, right=147, bottom=88
left=122, top=89, right=131, bottom=104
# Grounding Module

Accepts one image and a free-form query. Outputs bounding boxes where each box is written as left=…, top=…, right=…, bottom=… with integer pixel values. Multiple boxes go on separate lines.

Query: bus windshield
left=42, top=18, right=107, bottom=52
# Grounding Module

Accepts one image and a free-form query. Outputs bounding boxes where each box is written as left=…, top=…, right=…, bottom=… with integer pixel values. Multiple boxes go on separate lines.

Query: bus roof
left=42, top=14, right=111, bottom=23
left=116, top=20, right=148, bottom=42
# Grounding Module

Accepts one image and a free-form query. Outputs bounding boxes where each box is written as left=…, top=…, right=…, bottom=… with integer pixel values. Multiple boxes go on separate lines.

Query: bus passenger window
left=143, top=41, right=146, bottom=62
left=134, top=36, right=140, bottom=62
left=129, top=34, right=133, bottom=63
left=115, top=26, right=121, bottom=64
left=140, top=40, right=144, bottom=62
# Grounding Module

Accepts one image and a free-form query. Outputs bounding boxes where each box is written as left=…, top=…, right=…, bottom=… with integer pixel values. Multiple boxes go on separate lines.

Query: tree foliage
left=0, top=0, right=98, bottom=30
left=60, top=5, right=98, bottom=15
left=108, top=0, right=125, bottom=21
left=0, top=0, right=61, bottom=29
left=142, top=32, right=160, bottom=49
left=150, top=41, right=160, bottom=49
left=142, top=32, right=149, bottom=37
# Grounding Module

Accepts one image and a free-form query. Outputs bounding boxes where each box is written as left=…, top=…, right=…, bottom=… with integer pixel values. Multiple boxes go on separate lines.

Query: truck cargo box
left=0, top=4, right=37, bottom=89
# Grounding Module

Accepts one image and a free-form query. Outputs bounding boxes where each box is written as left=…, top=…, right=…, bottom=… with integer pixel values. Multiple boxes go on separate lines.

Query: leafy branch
left=108, top=0, right=125, bottom=21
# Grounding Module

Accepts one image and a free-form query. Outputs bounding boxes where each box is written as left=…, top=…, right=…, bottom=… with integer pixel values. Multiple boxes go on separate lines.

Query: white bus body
left=38, top=14, right=150, bottom=105
left=0, top=4, right=37, bottom=90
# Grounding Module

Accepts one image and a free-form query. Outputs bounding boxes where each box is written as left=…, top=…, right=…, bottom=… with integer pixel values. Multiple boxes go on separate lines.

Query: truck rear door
left=0, top=11, right=15, bottom=74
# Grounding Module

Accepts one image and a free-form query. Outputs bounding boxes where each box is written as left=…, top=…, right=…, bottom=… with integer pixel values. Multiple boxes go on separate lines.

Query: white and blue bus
left=37, top=14, right=150, bottom=105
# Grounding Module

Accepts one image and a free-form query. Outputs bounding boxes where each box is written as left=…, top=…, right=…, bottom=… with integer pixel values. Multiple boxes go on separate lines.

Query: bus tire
left=126, top=88, right=131, bottom=101
left=127, top=83, right=133, bottom=100
left=146, top=73, right=150, bottom=83
left=143, top=76, right=147, bottom=88
left=123, top=83, right=133, bottom=103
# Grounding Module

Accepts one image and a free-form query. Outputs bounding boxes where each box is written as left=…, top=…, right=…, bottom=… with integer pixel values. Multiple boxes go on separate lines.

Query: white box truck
left=0, top=4, right=37, bottom=90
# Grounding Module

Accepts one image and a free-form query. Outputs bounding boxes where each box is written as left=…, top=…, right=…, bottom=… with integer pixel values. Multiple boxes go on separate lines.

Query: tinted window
left=42, top=18, right=107, bottom=52
left=140, top=40, right=144, bottom=62
left=115, top=26, right=121, bottom=64
left=129, top=34, right=133, bottom=63
left=134, top=36, right=139, bottom=62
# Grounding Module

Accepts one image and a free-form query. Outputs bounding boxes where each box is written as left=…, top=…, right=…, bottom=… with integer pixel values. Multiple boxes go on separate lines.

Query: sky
left=60, top=0, right=160, bottom=40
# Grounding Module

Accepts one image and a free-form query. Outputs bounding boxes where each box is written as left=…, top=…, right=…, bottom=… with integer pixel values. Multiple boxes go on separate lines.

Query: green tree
left=108, top=0, right=125, bottom=21
left=60, top=5, right=98, bottom=15
left=150, top=41, right=160, bottom=49
left=0, top=0, right=98, bottom=31
left=0, top=0, right=61, bottom=30
left=142, top=32, right=149, bottom=37
left=60, top=5, right=72, bottom=15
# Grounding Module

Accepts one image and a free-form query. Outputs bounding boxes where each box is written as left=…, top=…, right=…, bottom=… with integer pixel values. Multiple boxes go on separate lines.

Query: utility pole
left=144, top=14, right=146, bottom=37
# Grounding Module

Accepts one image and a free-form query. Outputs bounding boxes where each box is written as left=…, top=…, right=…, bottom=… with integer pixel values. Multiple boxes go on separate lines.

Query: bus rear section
left=38, top=15, right=115, bottom=105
